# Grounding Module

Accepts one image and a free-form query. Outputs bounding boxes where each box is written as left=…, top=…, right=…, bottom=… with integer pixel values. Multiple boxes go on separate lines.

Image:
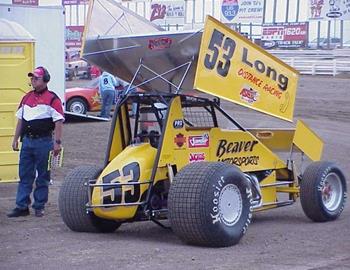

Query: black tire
left=66, top=97, right=88, bottom=114
left=300, top=161, right=347, bottom=222
left=58, top=165, right=121, bottom=233
left=168, top=162, right=252, bottom=247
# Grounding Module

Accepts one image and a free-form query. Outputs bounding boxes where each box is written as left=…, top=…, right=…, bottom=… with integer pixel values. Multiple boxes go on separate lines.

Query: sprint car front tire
left=59, top=165, right=121, bottom=233
left=300, top=161, right=347, bottom=222
left=168, top=162, right=253, bottom=247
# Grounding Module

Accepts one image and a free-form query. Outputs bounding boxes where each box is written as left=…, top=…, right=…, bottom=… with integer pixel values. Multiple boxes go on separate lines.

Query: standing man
left=7, top=67, right=64, bottom=218
left=99, top=71, right=118, bottom=119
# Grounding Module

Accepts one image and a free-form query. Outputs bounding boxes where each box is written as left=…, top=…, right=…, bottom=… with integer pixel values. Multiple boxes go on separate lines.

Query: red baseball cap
left=28, top=67, right=45, bottom=78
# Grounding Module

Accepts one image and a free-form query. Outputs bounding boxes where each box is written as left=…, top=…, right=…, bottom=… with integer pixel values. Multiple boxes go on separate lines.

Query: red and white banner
left=261, top=22, right=309, bottom=49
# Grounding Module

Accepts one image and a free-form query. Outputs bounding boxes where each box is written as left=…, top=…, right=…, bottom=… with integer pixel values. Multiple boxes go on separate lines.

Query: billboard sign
left=12, top=0, right=38, bottom=5
left=261, top=23, right=309, bottom=49
left=308, top=0, right=350, bottom=20
left=62, top=0, right=89, bottom=5
left=220, top=0, right=264, bottom=24
left=65, top=26, right=84, bottom=48
left=150, top=1, right=185, bottom=26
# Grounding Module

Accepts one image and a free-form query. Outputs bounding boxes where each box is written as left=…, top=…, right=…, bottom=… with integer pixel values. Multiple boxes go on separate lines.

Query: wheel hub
left=70, top=102, right=85, bottom=114
left=218, top=184, right=242, bottom=226
left=321, top=172, right=343, bottom=211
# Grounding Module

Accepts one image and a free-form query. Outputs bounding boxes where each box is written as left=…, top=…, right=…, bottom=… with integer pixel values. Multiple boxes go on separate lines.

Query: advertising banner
left=149, top=1, right=185, bottom=25
left=62, top=0, right=89, bottom=5
left=194, top=16, right=299, bottom=122
left=65, top=26, right=84, bottom=48
left=12, top=0, right=38, bottom=5
left=308, top=0, right=350, bottom=20
left=220, top=0, right=264, bottom=24
left=261, top=23, right=309, bottom=49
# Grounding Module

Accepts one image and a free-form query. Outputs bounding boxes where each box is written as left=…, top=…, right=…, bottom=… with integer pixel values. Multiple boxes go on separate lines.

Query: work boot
left=7, top=207, right=30, bottom=218
left=34, top=209, right=45, bottom=217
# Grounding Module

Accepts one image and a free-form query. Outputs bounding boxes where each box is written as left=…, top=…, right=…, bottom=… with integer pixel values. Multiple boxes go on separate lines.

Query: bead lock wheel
left=219, top=184, right=242, bottom=226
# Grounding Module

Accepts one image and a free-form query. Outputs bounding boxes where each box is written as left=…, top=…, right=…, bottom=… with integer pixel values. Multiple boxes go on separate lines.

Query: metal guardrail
left=270, top=49, right=350, bottom=76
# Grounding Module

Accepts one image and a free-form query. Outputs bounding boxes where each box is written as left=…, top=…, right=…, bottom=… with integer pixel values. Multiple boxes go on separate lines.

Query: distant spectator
left=98, top=71, right=118, bottom=119
left=90, top=65, right=101, bottom=79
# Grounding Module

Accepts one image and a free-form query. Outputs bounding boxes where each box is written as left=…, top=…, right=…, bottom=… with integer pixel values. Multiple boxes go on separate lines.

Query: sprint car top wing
left=194, top=16, right=299, bottom=122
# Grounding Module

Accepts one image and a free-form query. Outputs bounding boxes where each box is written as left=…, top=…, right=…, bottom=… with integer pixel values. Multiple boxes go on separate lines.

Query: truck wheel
left=300, top=161, right=347, bottom=222
left=168, top=162, right=253, bottom=247
left=66, top=97, right=88, bottom=114
left=58, top=165, right=121, bottom=233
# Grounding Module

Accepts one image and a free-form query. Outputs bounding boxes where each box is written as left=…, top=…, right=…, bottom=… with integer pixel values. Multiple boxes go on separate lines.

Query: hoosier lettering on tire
left=168, top=162, right=253, bottom=247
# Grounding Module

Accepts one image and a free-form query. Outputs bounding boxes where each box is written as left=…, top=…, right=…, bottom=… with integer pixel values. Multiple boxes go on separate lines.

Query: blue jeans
left=16, top=135, right=53, bottom=210
left=100, top=90, right=115, bottom=118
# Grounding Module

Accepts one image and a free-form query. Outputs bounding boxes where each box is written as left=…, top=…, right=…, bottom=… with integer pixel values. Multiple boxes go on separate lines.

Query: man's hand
left=12, top=139, right=19, bottom=151
left=53, top=142, right=62, bottom=156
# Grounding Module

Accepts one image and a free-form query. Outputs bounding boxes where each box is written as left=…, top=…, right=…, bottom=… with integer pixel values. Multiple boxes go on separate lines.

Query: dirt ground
left=1, top=75, right=350, bottom=270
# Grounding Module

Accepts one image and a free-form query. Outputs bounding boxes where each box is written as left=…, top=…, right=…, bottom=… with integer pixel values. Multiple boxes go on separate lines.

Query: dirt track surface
left=1, top=76, right=350, bottom=270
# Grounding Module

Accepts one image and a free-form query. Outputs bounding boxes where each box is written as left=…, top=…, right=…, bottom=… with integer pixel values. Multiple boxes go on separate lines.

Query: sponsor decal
left=219, top=156, right=259, bottom=166
left=216, top=139, right=259, bottom=158
left=189, top=152, right=205, bottom=163
left=240, top=86, right=259, bottom=104
left=91, top=92, right=101, bottom=105
left=148, top=37, right=172, bottom=50
left=237, top=68, right=282, bottom=99
left=188, top=133, right=209, bottom=148
left=174, top=133, right=186, bottom=148
left=173, top=119, right=184, bottom=129
left=241, top=47, right=289, bottom=91
left=216, top=139, right=259, bottom=167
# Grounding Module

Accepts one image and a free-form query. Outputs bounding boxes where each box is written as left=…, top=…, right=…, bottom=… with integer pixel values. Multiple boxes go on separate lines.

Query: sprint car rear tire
left=58, top=165, right=121, bottom=233
left=168, top=162, right=252, bottom=247
left=300, top=161, right=347, bottom=222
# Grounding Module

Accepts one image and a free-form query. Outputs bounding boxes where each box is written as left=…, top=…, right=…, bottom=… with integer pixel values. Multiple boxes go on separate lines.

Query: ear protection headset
left=36, top=66, right=51, bottom=82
